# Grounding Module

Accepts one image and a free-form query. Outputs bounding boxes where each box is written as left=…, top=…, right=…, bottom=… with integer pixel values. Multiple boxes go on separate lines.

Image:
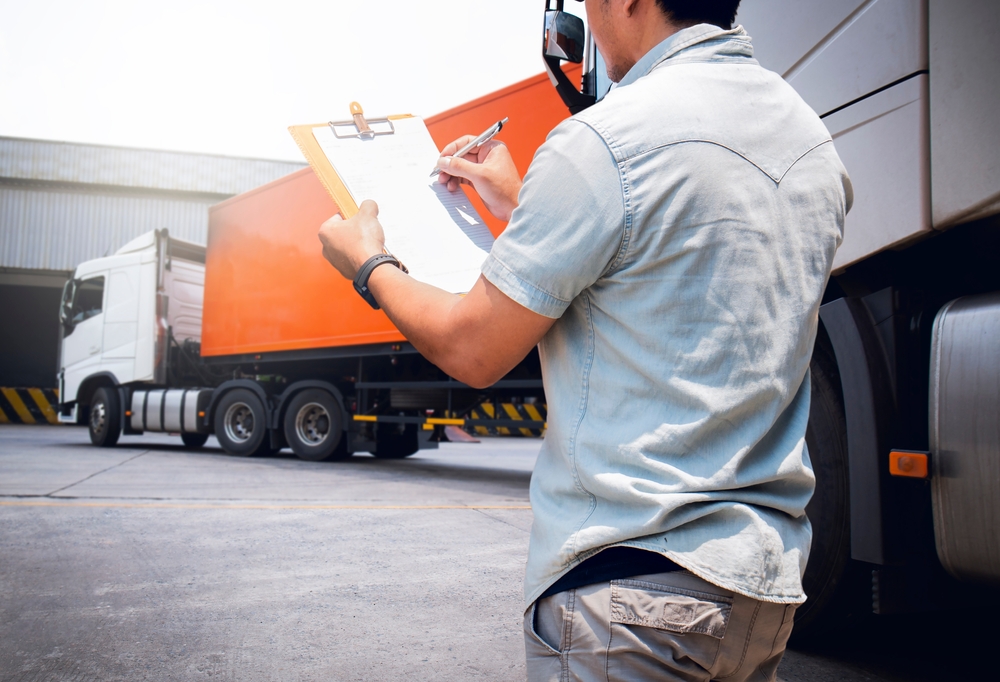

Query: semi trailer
left=55, top=68, right=579, bottom=460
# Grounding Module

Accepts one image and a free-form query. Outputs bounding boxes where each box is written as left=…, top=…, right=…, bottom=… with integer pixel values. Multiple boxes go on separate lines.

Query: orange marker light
left=198, top=411, right=206, bottom=417
left=889, top=450, right=929, bottom=478
left=125, top=410, right=132, bottom=417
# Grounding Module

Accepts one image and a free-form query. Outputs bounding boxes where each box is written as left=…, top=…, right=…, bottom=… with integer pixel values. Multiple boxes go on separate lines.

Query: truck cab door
left=102, top=268, right=140, bottom=362
left=61, top=273, right=108, bottom=398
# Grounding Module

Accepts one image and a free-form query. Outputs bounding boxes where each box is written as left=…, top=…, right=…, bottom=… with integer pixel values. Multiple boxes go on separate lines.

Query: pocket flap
left=610, top=579, right=733, bottom=639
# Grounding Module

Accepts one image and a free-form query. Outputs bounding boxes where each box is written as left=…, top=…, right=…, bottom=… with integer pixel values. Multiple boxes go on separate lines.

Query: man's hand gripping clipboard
left=289, top=103, right=495, bottom=295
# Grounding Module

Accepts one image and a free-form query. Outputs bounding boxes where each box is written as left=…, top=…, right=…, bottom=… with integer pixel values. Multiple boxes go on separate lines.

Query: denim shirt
left=482, top=24, right=852, bottom=607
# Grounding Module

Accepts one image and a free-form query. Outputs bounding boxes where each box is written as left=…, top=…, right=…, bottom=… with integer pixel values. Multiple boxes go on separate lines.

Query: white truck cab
left=59, top=229, right=205, bottom=429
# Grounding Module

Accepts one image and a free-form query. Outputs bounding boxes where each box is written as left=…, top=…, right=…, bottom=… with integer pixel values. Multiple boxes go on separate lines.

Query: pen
left=430, top=117, right=509, bottom=178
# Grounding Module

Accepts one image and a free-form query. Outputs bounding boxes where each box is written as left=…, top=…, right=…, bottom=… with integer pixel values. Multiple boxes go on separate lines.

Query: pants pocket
left=524, top=600, right=563, bottom=682
left=607, top=579, right=733, bottom=680
left=525, top=599, right=562, bottom=655
left=610, top=578, right=733, bottom=638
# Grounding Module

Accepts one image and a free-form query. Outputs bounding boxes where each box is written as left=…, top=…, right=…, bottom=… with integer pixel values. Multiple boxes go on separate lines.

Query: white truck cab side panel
left=737, top=0, right=866, bottom=77
left=737, top=0, right=931, bottom=270
left=929, top=0, right=1000, bottom=227
left=103, top=262, right=140, bottom=360
left=134, top=252, right=159, bottom=382
left=738, top=0, right=926, bottom=117
left=826, top=76, right=931, bottom=270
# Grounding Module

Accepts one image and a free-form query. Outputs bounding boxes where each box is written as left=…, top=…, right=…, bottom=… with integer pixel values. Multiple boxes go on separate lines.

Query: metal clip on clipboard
left=330, top=102, right=395, bottom=140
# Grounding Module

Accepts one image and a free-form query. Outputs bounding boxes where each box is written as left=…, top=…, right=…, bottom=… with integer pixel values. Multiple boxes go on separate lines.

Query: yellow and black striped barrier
left=0, top=387, right=61, bottom=425
left=353, top=401, right=547, bottom=438
left=468, top=402, right=546, bottom=437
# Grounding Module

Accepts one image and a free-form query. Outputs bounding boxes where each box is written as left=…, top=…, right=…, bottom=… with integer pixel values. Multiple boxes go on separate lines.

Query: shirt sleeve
left=481, top=119, right=626, bottom=319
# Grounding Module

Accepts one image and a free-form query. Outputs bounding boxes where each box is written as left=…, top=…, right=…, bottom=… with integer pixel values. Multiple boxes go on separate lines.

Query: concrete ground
left=1, top=425, right=995, bottom=681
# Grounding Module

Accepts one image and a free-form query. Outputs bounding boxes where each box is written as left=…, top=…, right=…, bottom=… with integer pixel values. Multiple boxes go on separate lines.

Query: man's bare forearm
left=368, top=265, right=492, bottom=385
left=366, top=265, right=554, bottom=389
left=317, top=185, right=552, bottom=387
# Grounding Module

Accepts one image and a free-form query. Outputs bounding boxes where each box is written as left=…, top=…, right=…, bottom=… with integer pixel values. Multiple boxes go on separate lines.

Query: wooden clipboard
left=288, top=102, right=414, bottom=218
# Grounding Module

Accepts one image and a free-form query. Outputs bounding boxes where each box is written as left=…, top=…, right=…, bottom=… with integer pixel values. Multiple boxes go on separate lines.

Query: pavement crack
left=45, top=450, right=151, bottom=496
left=472, top=507, right=531, bottom=534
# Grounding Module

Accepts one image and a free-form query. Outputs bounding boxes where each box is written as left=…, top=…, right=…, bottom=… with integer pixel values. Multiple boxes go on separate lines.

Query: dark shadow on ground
left=786, top=593, right=1000, bottom=681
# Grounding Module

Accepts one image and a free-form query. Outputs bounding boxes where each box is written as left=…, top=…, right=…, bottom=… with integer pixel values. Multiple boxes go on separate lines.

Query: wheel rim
left=295, top=402, right=330, bottom=446
left=223, top=402, right=255, bottom=443
left=90, top=400, right=106, bottom=434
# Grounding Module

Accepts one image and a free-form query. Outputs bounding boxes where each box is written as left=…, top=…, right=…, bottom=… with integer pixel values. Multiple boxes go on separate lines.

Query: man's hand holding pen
left=434, top=121, right=523, bottom=223
left=320, top=116, right=523, bottom=282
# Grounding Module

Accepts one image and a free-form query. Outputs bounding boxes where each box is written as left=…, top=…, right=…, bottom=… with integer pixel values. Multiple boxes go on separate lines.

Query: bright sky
left=0, top=0, right=587, bottom=162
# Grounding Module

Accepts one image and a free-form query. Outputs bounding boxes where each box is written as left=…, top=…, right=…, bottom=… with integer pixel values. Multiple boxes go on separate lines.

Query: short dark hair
left=654, top=0, right=742, bottom=30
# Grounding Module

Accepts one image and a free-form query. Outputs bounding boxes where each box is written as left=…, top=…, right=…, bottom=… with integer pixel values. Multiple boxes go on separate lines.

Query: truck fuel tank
left=929, top=292, right=1000, bottom=585
left=130, top=388, right=212, bottom=434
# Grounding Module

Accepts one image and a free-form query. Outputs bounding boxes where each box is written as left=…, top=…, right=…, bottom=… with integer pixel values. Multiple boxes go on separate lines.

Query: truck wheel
left=283, top=389, right=348, bottom=461
left=792, top=339, right=868, bottom=642
left=88, top=387, right=121, bottom=447
left=213, top=388, right=269, bottom=457
left=374, top=421, right=419, bottom=459
left=181, top=433, right=209, bottom=449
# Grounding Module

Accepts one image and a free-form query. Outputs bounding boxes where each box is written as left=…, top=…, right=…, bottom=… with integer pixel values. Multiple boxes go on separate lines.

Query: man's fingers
left=321, top=212, right=343, bottom=228
left=358, top=199, right=379, bottom=217
left=318, top=213, right=343, bottom=244
left=437, top=155, right=481, bottom=183
left=437, top=157, right=478, bottom=194
left=441, top=135, right=477, bottom=157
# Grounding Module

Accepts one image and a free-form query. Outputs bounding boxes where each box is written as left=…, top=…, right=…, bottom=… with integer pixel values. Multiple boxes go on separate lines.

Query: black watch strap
left=353, top=253, right=401, bottom=310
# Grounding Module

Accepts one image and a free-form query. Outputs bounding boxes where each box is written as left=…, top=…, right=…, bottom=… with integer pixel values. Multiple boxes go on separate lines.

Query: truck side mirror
left=544, top=10, right=585, bottom=63
left=542, top=2, right=600, bottom=115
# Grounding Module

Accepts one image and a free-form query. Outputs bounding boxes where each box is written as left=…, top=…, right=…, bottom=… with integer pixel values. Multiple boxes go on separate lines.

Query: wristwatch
left=353, top=253, right=406, bottom=310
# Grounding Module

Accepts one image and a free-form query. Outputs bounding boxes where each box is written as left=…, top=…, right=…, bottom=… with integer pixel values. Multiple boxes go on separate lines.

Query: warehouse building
left=0, top=136, right=304, bottom=391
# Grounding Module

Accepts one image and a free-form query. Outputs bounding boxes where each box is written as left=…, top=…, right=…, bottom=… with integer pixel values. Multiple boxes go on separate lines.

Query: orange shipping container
left=201, top=66, right=579, bottom=358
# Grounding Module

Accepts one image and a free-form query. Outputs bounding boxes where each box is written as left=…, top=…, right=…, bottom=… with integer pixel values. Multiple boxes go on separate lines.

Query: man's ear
left=624, top=0, right=642, bottom=18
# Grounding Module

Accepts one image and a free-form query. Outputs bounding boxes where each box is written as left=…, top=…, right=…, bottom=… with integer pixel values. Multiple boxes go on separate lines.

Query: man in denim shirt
left=319, top=0, right=851, bottom=678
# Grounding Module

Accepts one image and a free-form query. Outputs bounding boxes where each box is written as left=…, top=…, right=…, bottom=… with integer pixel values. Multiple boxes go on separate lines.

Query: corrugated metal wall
left=0, top=136, right=306, bottom=388
left=1, top=185, right=216, bottom=270
left=0, top=136, right=305, bottom=271
left=0, top=136, right=304, bottom=195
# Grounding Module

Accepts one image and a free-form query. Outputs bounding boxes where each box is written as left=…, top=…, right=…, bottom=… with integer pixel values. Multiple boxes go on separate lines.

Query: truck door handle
left=89, top=345, right=100, bottom=355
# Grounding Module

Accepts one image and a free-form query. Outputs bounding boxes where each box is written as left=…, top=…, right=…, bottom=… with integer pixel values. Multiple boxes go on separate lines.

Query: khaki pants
left=524, top=570, right=796, bottom=682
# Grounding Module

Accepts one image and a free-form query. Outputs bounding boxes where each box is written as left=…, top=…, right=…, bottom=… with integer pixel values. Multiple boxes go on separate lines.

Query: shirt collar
left=615, top=24, right=752, bottom=89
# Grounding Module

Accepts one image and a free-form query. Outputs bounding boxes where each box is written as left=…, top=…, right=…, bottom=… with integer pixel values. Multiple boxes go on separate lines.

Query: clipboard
left=288, top=103, right=415, bottom=219
left=288, top=102, right=495, bottom=294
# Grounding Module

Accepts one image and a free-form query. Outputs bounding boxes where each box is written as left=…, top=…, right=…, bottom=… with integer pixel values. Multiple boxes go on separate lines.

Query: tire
left=283, top=389, right=348, bottom=462
left=181, top=432, right=209, bottom=449
left=374, top=421, right=419, bottom=459
left=213, top=388, right=270, bottom=457
left=88, top=387, right=121, bottom=447
left=792, top=335, right=869, bottom=642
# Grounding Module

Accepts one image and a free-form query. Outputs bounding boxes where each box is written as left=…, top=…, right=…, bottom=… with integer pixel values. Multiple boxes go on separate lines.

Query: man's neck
left=625, top=17, right=685, bottom=65
left=603, top=0, right=689, bottom=82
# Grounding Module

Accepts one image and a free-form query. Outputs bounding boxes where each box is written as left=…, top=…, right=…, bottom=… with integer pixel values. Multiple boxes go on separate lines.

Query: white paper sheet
left=312, top=117, right=494, bottom=293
